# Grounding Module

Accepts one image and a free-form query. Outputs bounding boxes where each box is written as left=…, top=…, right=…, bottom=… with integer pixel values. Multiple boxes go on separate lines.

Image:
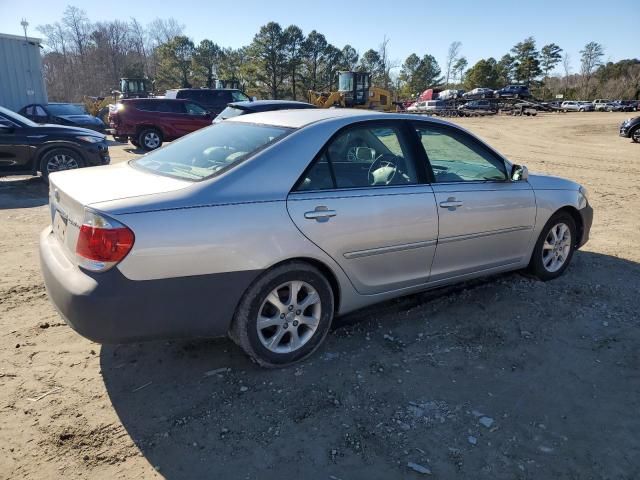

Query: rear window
left=215, top=106, right=246, bottom=121
left=132, top=122, right=291, bottom=181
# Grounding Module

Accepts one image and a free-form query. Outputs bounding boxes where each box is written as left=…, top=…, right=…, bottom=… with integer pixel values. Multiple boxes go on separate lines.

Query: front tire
left=138, top=128, right=163, bottom=151
left=40, top=148, right=84, bottom=183
left=230, top=262, right=334, bottom=368
left=528, top=212, right=576, bottom=281
left=630, top=126, right=640, bottom=143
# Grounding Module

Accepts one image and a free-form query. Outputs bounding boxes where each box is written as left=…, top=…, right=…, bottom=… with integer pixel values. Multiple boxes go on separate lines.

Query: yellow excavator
left=308, top=71, right=394, bottom=111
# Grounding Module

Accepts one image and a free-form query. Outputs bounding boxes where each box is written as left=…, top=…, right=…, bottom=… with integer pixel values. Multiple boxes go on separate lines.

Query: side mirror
left=251, top=96, right=257, bottom=102
left=355, top=147, right=376, bottom=162
left=511, top=164, right=528, bottom=181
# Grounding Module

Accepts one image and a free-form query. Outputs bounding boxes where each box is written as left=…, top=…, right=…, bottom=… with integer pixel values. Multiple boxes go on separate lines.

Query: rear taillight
left=76, top=210, right=134, bottom=272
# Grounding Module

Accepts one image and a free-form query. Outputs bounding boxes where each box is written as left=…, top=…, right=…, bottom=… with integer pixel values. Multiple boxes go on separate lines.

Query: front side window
left=296, top=123, right=420, bottom=191
left=415, top=125, right=507, bottom=182
left=133, top=122, right=291, bottom=181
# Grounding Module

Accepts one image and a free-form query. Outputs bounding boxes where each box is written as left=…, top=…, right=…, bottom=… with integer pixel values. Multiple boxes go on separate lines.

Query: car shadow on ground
left=0, top=176, right=48, bottom=209
left=99, top=251, right=640, bottom=479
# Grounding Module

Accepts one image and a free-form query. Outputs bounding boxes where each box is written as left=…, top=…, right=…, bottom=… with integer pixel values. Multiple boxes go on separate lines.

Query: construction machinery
left=308, top=71, right=394, bottom=111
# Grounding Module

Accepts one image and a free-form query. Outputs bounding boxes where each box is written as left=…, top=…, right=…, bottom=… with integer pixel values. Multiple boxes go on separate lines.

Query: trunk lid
left=48, top=162, right=191, bottom=261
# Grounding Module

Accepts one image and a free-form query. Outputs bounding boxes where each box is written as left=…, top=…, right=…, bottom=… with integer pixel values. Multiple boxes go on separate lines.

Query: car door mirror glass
left=355, top=146, right=376, bottom=162
left=511, top=164, right=528, bottom=181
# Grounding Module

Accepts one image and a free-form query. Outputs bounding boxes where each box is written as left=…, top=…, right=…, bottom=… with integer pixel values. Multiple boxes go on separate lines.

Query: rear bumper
left=39, top=228, right=260, bottom=344
left=578, top=204, right=593, bottom=248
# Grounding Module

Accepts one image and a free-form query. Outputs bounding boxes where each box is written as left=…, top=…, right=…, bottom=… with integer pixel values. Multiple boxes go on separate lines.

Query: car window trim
left=292, top=119, right=430, bottom=194
left=410, top=121, right=510, bottom=184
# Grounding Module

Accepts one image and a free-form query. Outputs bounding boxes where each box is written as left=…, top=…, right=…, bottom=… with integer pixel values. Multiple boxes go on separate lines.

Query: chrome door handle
left=304, top=206, right=337, bottom=222
left=439, top=197, right=463, bottom=209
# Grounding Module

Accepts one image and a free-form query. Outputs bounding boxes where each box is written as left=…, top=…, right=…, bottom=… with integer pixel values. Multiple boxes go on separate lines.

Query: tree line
left=36, top=6, right=639, bottom=103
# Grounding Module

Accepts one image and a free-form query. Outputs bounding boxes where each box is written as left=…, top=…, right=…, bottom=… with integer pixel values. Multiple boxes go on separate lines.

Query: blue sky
left=0, top=0, right=638, bottom=74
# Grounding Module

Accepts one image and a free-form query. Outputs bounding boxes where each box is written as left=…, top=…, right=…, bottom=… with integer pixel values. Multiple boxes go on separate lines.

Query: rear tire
left=138, top=128, right=163, bottom=151
left=230, top=262, right=334, bottom=368
left=527, top=212, right=576, bottom=281
left=39, top=148, right=84, bottom=183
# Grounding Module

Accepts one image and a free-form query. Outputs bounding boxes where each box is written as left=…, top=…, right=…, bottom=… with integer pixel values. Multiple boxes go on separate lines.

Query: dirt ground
left=1, top=112, right=639, bottom=480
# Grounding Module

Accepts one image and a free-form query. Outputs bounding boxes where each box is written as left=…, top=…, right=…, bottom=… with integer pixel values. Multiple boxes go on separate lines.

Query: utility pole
left=21, top=18, right=29, bottom=40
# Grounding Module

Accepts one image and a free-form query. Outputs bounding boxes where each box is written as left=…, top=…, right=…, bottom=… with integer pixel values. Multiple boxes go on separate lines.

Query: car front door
left=287, top=121, right=439, bottom=295
left=0, top=116, right=33, bottom=172
left=413, top=122, right=536, bottom=283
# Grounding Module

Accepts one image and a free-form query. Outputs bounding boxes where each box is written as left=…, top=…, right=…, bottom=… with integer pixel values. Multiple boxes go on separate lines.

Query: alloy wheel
left=46, top=153, right=79, bottom=173
left=542, top=222, right=572, bottom=273
left=143, top=132, right=160, bottom=149
left=257, top=281, right=321, bottom=354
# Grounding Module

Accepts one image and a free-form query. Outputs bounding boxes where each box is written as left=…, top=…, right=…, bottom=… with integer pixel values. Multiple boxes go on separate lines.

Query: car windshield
left=47, top=104, right=87, bottom=115
left=0, top=105, right=38, bottom=127
left=132, top=122, right=292, bottom=181
left=215, top=106, right=246, bottom=121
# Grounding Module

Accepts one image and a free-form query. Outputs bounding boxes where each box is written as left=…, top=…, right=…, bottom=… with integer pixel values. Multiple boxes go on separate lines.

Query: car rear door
left=287, top=120, right=438, bottom=295
left=412, top=122, right=536, bottom=282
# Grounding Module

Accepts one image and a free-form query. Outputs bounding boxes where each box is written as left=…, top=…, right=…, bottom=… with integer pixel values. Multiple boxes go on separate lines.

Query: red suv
left=108, top=98, right=213, bottom=150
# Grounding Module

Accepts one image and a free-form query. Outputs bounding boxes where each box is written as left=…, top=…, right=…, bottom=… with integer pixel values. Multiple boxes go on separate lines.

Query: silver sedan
left=40, top=109, right=593, bottom=367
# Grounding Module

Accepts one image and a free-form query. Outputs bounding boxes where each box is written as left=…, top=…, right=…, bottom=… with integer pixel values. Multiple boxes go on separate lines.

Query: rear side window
left=133, top=122, right=291, bottom=181
left=231, top=91, right=250, bottom=102
left=216, top=106, right=245, bottom=120
left=134, top=101, right=158, bottom=112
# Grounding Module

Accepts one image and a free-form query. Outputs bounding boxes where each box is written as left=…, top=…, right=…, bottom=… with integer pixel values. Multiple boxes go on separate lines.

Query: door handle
left=439, top=197, right=464, bottom=209
left=304, top=206, right=337, bottom=222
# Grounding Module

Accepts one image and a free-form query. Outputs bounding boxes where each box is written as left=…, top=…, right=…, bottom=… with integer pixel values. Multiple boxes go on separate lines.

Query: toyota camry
left=40, top=109, right=593, bottom=367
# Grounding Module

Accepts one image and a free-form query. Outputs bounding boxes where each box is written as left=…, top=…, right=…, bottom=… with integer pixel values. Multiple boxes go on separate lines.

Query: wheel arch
left=36, top=143, right=87, bottom=173
left=554, top=205, right=584, bottom=247
left=259, top=257, right=341, bottom=314
left=135, top=124, right=164, bottom=137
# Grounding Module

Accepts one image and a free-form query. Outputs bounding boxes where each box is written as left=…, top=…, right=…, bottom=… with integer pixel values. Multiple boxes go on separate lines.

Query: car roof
left=229, top=100, right=315, bottom=111
left=228, top=108, right=453, bottom=129
left=166, top=88, right=240, bottom=92
left=123, top=98, right=188, bottom=103
left=228, top=108, right=379, bottom=128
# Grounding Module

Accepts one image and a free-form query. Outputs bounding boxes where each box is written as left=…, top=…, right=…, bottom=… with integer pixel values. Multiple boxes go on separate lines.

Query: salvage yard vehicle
left=40, top=109, right=593, bottom=367
left=494, top=85, right=531, bottom=99
left=213, top=100, right=315, bottom=123
left=108, top=98, right=213, bottom=150
left=165, top=88, right=251, bottom=116
left=592, top=99, right=611, bottom=111
left=458, top=100, right=495, bottom=112
left=619, top=116, right=640, bottom=142
left=19, top=103, right=106, bottom=132
left=308, top=71, right=394, bottom=111
left=561, top=101, right=588, bottom=112
left=463, top=88, right=494, bottom=100
left=0, top=105, right=109, bottom=181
